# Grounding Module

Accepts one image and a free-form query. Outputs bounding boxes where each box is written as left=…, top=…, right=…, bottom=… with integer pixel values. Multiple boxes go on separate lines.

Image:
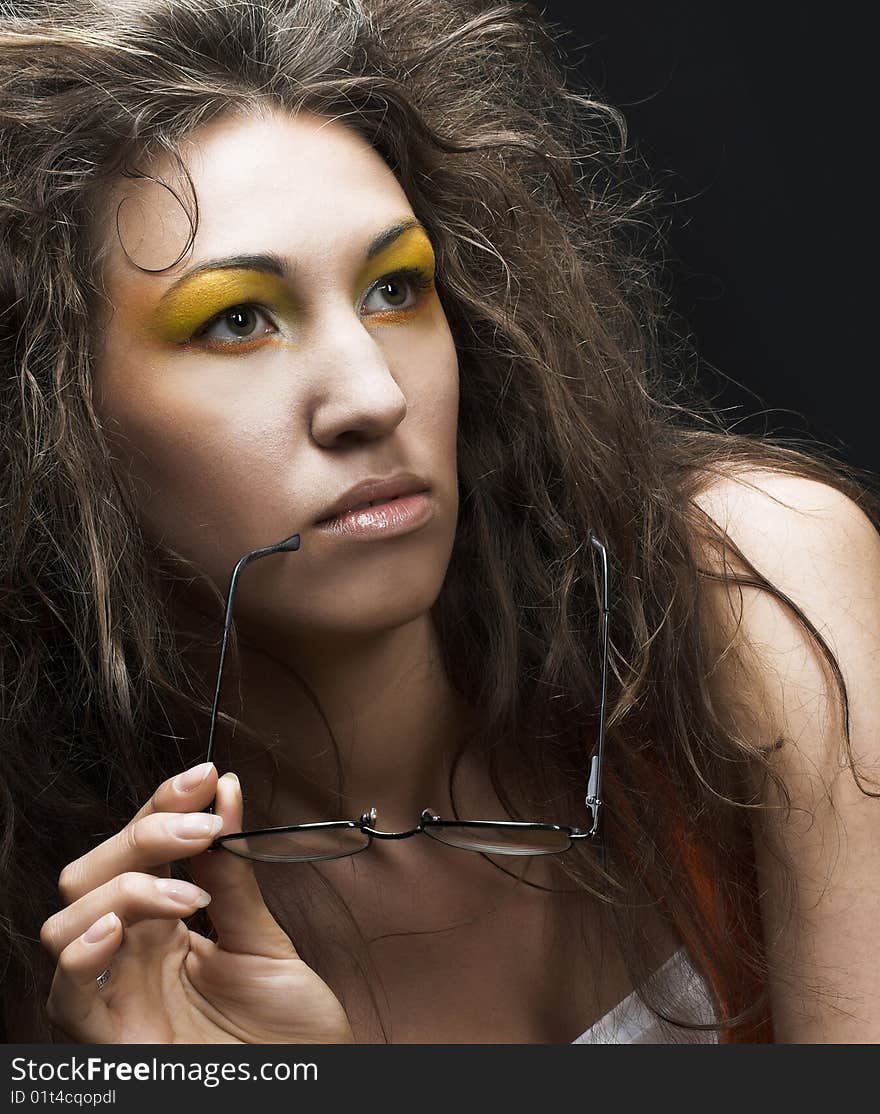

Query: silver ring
left=95, top=968, right=111, bottom=992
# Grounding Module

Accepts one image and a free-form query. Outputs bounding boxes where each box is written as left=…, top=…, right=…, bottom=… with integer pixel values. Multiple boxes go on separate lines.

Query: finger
left=46, top=912, right=122, bottom=1044
left=41, top=873, right=211, bottom=963
left=188, top=772, right=299, bottom=959
left=57, top=810, right=224, bottom=906
left=57, top=763, right=220, bottom=904
left=132, top=761, right=219, bottom=824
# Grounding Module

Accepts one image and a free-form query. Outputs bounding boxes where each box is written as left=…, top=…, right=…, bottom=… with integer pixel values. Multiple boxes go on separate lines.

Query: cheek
left=401, top=302, right=460, bottom=440
left=94, top=357, right=258, bottom=563
left=437, top=336, right=460, bottom=460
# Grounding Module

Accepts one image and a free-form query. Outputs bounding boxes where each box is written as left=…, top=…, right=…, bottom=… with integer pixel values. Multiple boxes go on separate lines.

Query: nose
left=307, top=314, right=408, bottom=449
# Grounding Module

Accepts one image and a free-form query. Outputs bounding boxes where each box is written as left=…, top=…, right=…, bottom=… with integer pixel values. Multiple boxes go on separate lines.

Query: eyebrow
left=155, top=217, right=426, bottom=302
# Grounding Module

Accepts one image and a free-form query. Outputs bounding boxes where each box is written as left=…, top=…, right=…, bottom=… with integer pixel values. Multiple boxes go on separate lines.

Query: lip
left=314, top=472, right=430, bottom=525
left=315, top=490, right=434, bottom=541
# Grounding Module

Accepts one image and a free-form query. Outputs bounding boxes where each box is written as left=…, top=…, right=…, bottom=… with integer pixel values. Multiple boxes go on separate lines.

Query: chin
left=321, top=576, right=446, bottom=638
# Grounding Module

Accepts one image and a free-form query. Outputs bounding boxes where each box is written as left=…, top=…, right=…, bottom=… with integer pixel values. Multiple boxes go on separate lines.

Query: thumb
left=187, top=772, right=299, bottom=959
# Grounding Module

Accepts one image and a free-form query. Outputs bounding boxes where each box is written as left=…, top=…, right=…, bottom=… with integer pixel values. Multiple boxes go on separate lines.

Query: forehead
left=98, top=107, right=413, bottom=281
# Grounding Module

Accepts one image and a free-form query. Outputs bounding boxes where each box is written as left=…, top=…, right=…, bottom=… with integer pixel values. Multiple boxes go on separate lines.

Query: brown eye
left=224, top=306, right=260, bottom=335
left=375, top=278, right=408, bottom=307
left=197, top=304, right=275, bottom=344
left=361, top=269, right=433, bottom=316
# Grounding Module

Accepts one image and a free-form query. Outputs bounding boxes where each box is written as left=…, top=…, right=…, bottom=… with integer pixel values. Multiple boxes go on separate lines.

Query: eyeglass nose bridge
left=358, top=807, right=426, bottom=840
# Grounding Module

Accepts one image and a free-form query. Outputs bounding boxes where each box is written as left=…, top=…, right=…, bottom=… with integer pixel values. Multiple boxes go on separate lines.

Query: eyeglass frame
left=201, top=528, right=610, bottom=860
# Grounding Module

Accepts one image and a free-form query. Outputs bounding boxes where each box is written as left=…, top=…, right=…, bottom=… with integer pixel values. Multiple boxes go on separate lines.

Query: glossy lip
left=315, top=490, right=433, bottom=541
left=313, top=472, right=430, bottom=524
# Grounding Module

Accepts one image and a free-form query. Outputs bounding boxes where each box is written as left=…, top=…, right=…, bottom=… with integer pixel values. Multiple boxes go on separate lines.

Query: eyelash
left=191, top=267, right=435, bottom=348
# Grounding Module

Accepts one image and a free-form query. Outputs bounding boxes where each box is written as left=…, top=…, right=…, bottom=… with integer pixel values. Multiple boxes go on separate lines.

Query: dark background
left=540, top=2, right=875, bottom=477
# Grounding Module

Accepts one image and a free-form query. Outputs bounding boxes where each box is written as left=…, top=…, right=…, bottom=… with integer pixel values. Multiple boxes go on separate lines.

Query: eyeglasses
left=203, top=530, right=610, bottom=862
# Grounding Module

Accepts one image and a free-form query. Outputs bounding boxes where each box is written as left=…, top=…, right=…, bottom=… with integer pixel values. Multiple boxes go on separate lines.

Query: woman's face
left=92, top=108, right=460, bottom=650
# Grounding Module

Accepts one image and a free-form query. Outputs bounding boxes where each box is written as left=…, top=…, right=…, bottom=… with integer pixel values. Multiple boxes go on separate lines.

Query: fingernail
left=173, top=762, right=214, bottom=793
left=83, top=912, right=119, bottom=944
left=154, top=879, right=212, bottom=907
left=219, top=772, right=239, bottom=786
left=167, top=813, right=224, bottom=840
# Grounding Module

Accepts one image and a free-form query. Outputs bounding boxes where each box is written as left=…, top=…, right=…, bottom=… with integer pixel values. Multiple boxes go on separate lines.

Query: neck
left=179, top=601, right=482, bottom=832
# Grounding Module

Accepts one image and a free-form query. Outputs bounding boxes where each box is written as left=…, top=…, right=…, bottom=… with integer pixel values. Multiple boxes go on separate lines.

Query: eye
left=194, top=304, right=276, bottom=346
left=361, top=268, right=434, bottom=316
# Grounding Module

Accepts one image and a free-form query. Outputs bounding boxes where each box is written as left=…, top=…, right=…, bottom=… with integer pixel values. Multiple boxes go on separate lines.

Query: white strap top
left=572, top=948, right=719, bottom=1044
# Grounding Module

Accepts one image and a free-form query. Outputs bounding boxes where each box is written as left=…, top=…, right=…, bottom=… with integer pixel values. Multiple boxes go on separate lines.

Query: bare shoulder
left=690, top=463, right=877, bottom=565
left=687, top=463, right=880, bottom=1041
left=687, top=464, right=880, bottom=750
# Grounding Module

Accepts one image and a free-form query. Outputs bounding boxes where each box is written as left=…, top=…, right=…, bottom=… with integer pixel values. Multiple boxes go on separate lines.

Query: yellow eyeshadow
left=356, top=227, right=436, bottom=294
left=141, top=227, right=437, bottom=344
left=146, top=271, right=297, bottom=343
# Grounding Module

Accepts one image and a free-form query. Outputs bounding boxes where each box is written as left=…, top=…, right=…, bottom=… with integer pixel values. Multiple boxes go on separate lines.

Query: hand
left=40, top=763, right=354, bottom=1044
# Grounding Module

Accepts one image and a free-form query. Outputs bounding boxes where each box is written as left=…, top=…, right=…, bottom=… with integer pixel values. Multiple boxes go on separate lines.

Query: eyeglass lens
left=423, top=824, right=571, bottom=855
left=219, top=822, right=572, bottom=862
left=219, top=825, right=370, bottom=863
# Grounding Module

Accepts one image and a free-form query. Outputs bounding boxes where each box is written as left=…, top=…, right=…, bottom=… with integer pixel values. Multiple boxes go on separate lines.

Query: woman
left=1, top=0, right=878, bottom=1044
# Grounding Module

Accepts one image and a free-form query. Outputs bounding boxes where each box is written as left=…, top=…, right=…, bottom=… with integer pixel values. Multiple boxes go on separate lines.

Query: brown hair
left=1, top=0, right=877, bottom=1042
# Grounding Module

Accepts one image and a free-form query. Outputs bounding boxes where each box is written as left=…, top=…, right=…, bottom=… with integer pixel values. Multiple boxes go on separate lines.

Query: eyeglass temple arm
left=585, top=530, right=610, bottom=839
left=204, top=532, right=301, bottom=814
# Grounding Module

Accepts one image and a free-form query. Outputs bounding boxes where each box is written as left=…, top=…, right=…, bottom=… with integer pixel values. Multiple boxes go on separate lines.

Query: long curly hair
left=2, top=0, right=878, bottom=1043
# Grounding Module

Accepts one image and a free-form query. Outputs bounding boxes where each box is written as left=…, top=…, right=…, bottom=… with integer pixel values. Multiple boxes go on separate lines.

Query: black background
left=539, top=2, right=875, bottom=476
